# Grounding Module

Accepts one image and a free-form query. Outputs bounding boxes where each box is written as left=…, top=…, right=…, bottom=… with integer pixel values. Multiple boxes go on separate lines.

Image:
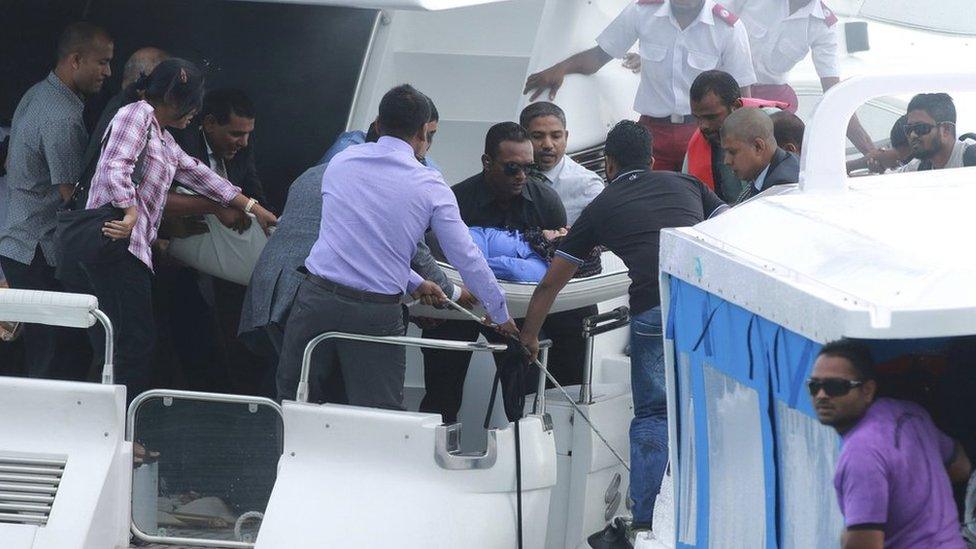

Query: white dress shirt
left=729, top=0, right=840, bottom=85
left=596, top=0, right=756, bottom=117
left=541, top=155, right=605, bottom=226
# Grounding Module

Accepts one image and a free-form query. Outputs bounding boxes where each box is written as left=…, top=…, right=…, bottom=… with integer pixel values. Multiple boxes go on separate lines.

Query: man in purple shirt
left=276, top=85, right=517, bottom=408
left=809, top=339, right=971, bottom=549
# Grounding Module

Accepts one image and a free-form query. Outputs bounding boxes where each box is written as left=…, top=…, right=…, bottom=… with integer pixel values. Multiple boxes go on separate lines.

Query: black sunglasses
left=903, top=121, right=952, bottom=137
left=806, top=378, right=864, bottom=398
left=500, top=161, right=538, bottom=177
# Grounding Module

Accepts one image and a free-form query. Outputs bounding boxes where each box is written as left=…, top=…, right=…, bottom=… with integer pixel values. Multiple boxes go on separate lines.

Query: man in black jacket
left=161, top=89, right=268, bottom=395
left=420, top=122, right=573, bottom=424
left=720, top=107, right=799, bottom=205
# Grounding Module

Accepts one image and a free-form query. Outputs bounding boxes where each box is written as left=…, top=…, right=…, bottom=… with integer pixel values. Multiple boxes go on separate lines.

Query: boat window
left=774, top=401, right=845, bottom=548
left=676, top=352, right=697, bottom=545
left=703, top=364, right=766, bottom=548
left=130, top=393, right=283, bottom=546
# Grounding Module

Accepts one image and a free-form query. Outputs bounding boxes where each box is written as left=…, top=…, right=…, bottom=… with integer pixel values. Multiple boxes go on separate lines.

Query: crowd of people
left=0, top=0, right=974, bottom=545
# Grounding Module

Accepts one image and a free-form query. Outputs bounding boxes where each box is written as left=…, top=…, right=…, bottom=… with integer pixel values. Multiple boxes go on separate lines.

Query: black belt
left=301, top=269, right=402, bottom=304
left=639, top=114, right=696, bottom=125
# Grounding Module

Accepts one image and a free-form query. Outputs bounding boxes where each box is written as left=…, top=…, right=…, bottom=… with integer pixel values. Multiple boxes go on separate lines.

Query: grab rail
left=0, top=289, right=115, bottom=384
left=298, top=332, right=551, bottom=412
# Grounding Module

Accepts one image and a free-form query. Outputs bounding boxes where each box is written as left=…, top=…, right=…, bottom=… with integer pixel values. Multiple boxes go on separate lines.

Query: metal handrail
left=91, top=309, right=115, bottom=385
left=579, top=307, right=630, bottom=404
left=297, top=332, right=552, bottom=412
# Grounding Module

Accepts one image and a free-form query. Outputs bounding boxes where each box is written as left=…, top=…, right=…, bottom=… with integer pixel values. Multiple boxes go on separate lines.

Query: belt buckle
left=670, top=113, right=684, bottom=124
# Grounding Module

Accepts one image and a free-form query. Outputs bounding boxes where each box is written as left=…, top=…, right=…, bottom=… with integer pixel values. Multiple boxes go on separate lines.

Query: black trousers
left=276, top=276, right=406, bottom=409
left=419, top=305, right=597, bottom=424
left=0, top=247, right=92, bottom=380
left=81, top=252, right=156, bottom=403
left=151, top=265, right=228, bottom=393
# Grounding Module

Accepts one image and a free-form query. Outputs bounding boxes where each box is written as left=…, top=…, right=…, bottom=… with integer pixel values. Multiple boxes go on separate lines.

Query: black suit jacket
left=735, top=148, right=800, bottom=205
left=171, top=126, right=268, bottom=207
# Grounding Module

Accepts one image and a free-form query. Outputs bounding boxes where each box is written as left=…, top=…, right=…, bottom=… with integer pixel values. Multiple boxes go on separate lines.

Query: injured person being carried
left=467, top=226, right=601, bottom=283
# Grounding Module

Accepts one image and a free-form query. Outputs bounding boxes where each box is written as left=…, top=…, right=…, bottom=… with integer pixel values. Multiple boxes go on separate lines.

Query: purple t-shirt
left=834, top=398, right=965, bottom=548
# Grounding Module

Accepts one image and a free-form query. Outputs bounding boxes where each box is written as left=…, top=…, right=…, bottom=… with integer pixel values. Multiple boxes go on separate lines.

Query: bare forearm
left=163, top=192, right=222, bottom=217
left=822, top=77, right=876, bottom=155
left=522, top=257, right=578, bottom=339
left=560, top=46, right=613, bottom=76
left=948, top=442, right=972, bottom=484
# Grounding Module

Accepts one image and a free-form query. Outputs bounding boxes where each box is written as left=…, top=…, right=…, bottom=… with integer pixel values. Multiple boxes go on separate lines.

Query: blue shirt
left=468, top=227, right=548, bottom=283
left=305, top=136, right=510, bottom=322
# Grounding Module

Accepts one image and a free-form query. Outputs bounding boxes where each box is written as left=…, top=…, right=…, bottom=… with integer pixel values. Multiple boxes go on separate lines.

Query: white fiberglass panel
left=776, top=401, right=845, bottom=549
left=859, top=0, right=976, bottom=35
left=703, top=365, right=765, bottom=549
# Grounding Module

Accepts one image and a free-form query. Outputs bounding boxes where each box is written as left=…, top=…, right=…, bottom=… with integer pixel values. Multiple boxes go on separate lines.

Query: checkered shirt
left=87, top=101, right=241, bottom=271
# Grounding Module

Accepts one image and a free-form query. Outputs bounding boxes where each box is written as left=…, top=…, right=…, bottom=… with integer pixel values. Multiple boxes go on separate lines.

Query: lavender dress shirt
left=305, top=136, right=510, bottom=323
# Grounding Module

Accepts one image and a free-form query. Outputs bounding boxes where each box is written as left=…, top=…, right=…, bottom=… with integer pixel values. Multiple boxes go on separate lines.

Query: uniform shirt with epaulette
left=596, top=0, right=757, bottom=118
left=728, top=0, right=840, bottom=85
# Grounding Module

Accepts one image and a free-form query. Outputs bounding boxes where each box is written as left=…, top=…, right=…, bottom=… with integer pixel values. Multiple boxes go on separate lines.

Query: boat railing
left=0, top=288, right=115, bottom=384
left=298, top=331, right=552, bottom=413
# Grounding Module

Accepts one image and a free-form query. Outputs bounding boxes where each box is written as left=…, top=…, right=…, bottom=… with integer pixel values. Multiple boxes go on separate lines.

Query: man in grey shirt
left=0, top=22, right=113, bottom=379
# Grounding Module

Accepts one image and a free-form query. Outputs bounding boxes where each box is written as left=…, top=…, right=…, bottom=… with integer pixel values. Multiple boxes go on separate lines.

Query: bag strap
left=66, top=121, right=153, bottom=209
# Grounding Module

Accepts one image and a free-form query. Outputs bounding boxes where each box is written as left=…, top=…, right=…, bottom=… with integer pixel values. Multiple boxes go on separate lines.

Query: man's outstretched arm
left=524, top=46, right=613, bottom=101
left=519, top=255, right=579, bottom=360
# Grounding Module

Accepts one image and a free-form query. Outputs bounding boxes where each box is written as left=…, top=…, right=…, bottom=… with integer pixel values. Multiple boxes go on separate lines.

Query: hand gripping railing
left=297, top=332, right=552, bottom=413
left=801, top=72, right=976, bottom=192
left=0, top=289, right=115, bottom=384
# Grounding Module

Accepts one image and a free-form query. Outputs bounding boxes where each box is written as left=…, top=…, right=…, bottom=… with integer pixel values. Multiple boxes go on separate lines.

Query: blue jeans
left=629, top=306, right=667, bottom=527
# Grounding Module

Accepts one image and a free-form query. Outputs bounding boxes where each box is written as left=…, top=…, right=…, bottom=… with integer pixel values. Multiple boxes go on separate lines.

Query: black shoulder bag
left=54, top=124, right=151, bottom=283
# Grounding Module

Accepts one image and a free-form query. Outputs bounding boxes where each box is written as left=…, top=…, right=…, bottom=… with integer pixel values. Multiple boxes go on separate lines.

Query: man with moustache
left=0, top=22, right=113, bottom=379
left=524, top=0, right=755, bottom=172
left=809, top=340, right=970, bottom=549
left=897, top=93, right=971, bottom=173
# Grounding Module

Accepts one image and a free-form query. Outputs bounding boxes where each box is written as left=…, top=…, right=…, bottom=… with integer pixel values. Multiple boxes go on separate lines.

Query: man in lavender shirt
left=810, top=339, right=971, bottom=549
left=276, top=85, right=517, bottom=408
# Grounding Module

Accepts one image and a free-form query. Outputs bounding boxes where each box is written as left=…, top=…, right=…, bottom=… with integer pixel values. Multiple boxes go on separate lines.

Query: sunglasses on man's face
left=806, top=377, right=864, bottom=398
left=903, top=122, right=945, bottom=137
left=499, top=161, right=538, bottom=177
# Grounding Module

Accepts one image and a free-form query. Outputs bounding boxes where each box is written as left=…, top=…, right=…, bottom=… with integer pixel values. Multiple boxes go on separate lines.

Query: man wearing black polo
left=420, top=122, right=568, bottom=424
left=520, top=120, right=727, bottom=538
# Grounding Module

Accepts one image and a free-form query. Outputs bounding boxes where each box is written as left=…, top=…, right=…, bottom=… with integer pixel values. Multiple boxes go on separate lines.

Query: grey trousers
left=276, top=278, right=406, bottom=409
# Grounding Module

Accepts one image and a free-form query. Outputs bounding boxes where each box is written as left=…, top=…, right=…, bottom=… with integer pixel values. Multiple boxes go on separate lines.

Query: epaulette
left=637, top=0, right=664, bottom=5
left=712, top=3, right=739, bottom=26
left=821, top=2, right=838, bottom=27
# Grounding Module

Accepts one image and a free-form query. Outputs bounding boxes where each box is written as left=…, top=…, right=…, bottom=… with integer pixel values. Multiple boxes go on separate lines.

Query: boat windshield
left=836, top=0, right=976, bottom=36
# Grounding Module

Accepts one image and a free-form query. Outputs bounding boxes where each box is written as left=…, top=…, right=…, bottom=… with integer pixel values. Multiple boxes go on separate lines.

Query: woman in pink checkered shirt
left=84, top=58, right=276, bottom=401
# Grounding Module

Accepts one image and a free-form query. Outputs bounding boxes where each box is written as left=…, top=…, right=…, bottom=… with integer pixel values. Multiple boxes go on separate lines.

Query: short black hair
left=604, top=120, right=652, bottom=168
left=907, top=93, right=956, bottom=124
left=771, top=111, right=805, bottom=150
left=427, top=96, right=439, bottom=123
left=484, top=122, right=530, bottom=157
left=889, top=114, right=909, bottom=149
left=201, top=88, right=255, bottom=124
left=56, top=22, right=111, bottom=61
left=690, top=70, right=741, bottom=108
left=818, top=339, right=876, bottom=381
left=377, top=84, right=431, bottom=141
left=130, top=58, right=205, bottom=118
left=519, top=102, right=566, bottom=129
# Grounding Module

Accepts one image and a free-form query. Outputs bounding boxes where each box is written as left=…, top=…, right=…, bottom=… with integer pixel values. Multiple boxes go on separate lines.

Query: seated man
left=686, top=70, right=788, bottom=203
left=519, top=101, right=603, bottom=225
left=771, top=111, right=805, bottom=156
left=720, top=108, right=799, bottom=205
left=810, top=339, right=970, bottom=548
left=898, top=93, right=971, bottom=172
